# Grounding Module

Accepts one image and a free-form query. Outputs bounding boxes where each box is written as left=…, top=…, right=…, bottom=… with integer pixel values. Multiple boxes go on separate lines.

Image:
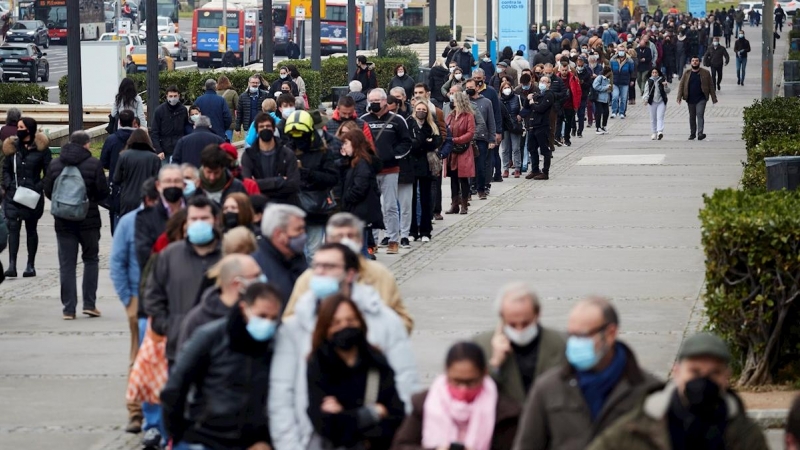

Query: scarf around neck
left=577, top=342, right=628, bottom=420
left=422, top=374, right=498, bottom=450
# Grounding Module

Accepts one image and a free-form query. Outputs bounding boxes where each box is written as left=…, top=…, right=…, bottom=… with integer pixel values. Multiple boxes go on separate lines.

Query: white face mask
left=449, top=67, right=456, bottom=73
left=504, top=324, right=539, bottom=346
left=281, top=107, right=295, bottom=119
left=502, top=88, right=512, bottom=96
left=455, top=73, right=463, bottom=80
left=397, top=71, right=405, bottom=77
left=339, top=237, right=362, bottom=254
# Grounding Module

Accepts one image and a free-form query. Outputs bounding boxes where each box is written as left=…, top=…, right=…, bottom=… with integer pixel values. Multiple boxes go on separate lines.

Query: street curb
left=749, top=409, right=788, bottom=429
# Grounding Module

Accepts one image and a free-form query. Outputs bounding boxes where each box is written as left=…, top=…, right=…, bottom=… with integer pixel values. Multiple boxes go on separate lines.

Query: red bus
left=32, top=0, right=104, bottom=43
left=320, top=0, right=361, bottom=55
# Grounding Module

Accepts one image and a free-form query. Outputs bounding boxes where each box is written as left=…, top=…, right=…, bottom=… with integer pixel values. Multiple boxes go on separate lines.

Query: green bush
left=790, top=29, right=800, bottom=40
left=700, top=188, right=800, bottom=386
left=386, top=26, right=463, bottom=45
left=741, top=135, right=800, bottom=191
left=0, top=83, right=48, bottom=104
left=742, top=97, right=800, bottom=150
left=790, top=51, right=800, bottom=62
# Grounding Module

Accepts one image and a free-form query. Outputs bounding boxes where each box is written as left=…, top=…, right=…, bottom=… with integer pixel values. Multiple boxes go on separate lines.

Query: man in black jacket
left=100, top=109, right=137, bottom=232
left=734, top=31, right=751, bottom=85
left=134, top=164, right=186, bottom=269
left=43, top=131, right=110, bottom=320
left=195, top=144, right=247, bottom=205
left=352, top=55, right=377, bottom=92
left=171, top=115, right=225, bottom=168
left=236, top=75, right=270, bottom=135
left=240, top=112, right=301, bottom=203
left=522, top=76, right=555, bottom=180
left=149, top=86, right=189, bottom=162
left=704, top=37, right=730, bottom=90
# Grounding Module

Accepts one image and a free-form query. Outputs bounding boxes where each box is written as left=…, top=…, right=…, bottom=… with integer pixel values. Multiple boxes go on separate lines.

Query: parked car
left=0, top=44, right=49, bottom=82
left=6, top=20, right=49, bottom=48
left=130, top=45, right=174, bottom=72
left=158, top=33, right=188, bottom=61
left=598, top=3, right=615, bottom=25
left=738, top=2, right=764, bottom=13
left=777, top=0, right=799, bottom=15
left=99, top=33, right=143, bottom=58
left=138, top=16, right=175, bottom=38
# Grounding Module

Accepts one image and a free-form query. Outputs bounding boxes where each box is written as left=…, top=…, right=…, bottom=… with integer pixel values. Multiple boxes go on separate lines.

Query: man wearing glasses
left=512, top=297, right=661, bottom=450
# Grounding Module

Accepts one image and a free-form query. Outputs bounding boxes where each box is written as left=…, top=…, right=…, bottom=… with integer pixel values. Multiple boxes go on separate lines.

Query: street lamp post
left=67, top=0, right=83, bottom=133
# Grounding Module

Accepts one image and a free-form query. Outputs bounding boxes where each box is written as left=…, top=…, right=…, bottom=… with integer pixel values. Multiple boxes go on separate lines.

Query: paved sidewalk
left=0, top=33, right=784, bottom=449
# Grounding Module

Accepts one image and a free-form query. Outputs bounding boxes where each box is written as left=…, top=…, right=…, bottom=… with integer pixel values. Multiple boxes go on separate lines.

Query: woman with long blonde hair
left=407, top=97, right=442, bottom=241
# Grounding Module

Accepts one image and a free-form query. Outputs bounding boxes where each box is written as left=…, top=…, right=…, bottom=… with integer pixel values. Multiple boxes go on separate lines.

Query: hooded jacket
left=346, top=91, right=368, bottom=117
left=2, top=133, right=51, bottom=220
left=533, top=48, right=556, bottom=67
left=100, top=127, right=134, bottom=182
left=352, top=64, right=378, bottom=92
left=113, top=141, right=161, bottom=217
left=176, top=286, right=231, bottom=351
left=151, top=101, right=189, bottom=156
left=268, top=283, right=420, bottom=450
left=43, top=142, right=109, bottom=232
left=172, top=126, right=226, bottom=168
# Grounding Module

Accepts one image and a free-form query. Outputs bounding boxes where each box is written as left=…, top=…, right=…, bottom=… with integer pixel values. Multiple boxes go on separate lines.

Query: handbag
left=452, top=140, right=475, bottom=155
left=105, top=113, right=118, bottom=134
left=12, top=155, right=41, bottom=210
left=309, top=369, right=381, bottom=450
left=427, top=151, right=443, bottom=177
left=297, top=189, right=337, bottom=216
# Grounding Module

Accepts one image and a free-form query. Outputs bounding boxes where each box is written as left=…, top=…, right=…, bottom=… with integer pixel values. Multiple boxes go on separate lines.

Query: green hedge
left=741, top=135, right=800, bottom=191
left=0, top=83, right=49, bottom=104
left=700, top=188, right=800, bottom=386
left=790, top=29, right=800, bottom=40
left=386, top=25, right=463, bottom=45
left=742, top=97, right=800, bottom=150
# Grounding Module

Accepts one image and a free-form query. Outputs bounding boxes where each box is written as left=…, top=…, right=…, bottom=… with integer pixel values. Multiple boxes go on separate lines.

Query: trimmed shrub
left=700, top=188, right=800, bottom=386
left=742, top=97, right=800, bottom=150
left=386, top=25, right=463, bottom=44
left=741, top=135, right=800, bottom=191
left=0, top=83, right=49, bottom=104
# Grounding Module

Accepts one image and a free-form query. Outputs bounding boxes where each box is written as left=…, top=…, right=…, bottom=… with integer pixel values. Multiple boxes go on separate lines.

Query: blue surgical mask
left=282, top=107, right=295, bottom=119
left=183, top=179, right=196, bottom=197
left=566, top=336, right=600, bottom=371
left=309, top=275, right=341, bottom=299
left=187, top=221, right=215, bottom=246
left=538, top=83, right=547, bottom=91
left=246, top=315, right=277, bottom=342
left=288, top=232, right=307, bottom=254
left=522, top=84, right=531, bottom=90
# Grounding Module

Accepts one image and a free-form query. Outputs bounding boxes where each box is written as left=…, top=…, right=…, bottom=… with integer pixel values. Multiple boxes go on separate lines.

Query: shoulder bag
left=12, top=154, right=40, bottom=209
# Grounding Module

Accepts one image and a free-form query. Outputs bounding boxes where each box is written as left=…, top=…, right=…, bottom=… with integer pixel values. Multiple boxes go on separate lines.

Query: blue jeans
left=173, top=443, right=212, bottom=450
left=137, top=319, right=165, bottom=436
left=736, top=56, right=747, bottom=82
left=225, top=129, right=233, bottom=142
left=611, top=84, right=629, bottom=116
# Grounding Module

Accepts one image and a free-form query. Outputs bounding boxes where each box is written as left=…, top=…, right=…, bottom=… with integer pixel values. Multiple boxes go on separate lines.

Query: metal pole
left=146, top=0, right=159, bottom=124
left=311, top=0, right=320, bottom=70
left=563, top=0, right=567, bottom=23
left=486, top=0, right=492, bottom=44
left=613, top=0, right=618, bottom=26
left=451, top=0, right=456, bottom=40
left=348, top=0, right=356, bottom=79
left=429, top=0, right=437, bottom=67
left=763, top=1, right=774, bottom=98
left=377, top=0, right=385, bottom=56
left=67, top=0, right=82, bottom=133
left=531, top=0, right=536, bottom=28
left=263, top=0, right=273, bottom=72
left=542, top=0, right=547, bottom=29
left=116, top=0, right=121, bottom=33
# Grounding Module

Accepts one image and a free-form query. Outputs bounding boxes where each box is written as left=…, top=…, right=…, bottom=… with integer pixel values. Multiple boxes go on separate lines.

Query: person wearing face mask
left=270, top=243, right=420, bottom=450
left=520, top=75, right=554, bottom=180
left=214, top=75, right=240, bottom=142
left=392, top=341, right=521, bottom=450
left=389, top=64, right=416, bottom=101
left=644, top=68, right=671, bottom=140
left=145, top=196, right=223, bottom=365
left=677, top=57, right=718, bottom=141
left=271, top=65, right=301, bottom=97
left=345, top=79, right=369, bottom=117
left=113, top=128, right=161, bottom=220
left=479, top=52, right=496, bottom=79
left=591, top=66, right=613, bottom=134
left=733, top=30, right=750, bottom=85
left=193, top=79, right=233, bottom=141
left=441, top=67, right=465, bottom=98
left=636, top=38, right=654, bottom=98
left=220, top=193, right=254, bottom=235
left=588, top=332, right=768, bottom=450
left=474, top=283, right=565, bottom=406
left=100, top=110, right=140, bottom=232
left=555, top=65, right=582, bottom=148
left=306, top=294, right=406, bottom=449
left=235, top=75, right=270, bottom=141
left=171, top=115, right=225, bottom=168
left=149, top=85, right=188, bottom=166
left=452, top=43, right=476, bottom=79
left=161, top=282, right=281, bottom=450
left=512, top=297, right=660, bottom=450
left=610, top=44, right=635, bottom=119
left=573, top=57, right=593, bottom=138
left=443, top=39, right=461, bottom=66
left=702, top=37, right=729, bottom=91
left=134, top=164, right=187, bottom=272
left=352, top=55, right=378, bottom=92
left=499, top=81, right=523, bottom=177
left=661, top=33, right=677, bottom=82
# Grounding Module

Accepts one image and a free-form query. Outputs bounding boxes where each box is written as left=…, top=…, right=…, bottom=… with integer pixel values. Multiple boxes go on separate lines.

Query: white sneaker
left=602, top=127, right=608, bottom=134
left=651, top=134, right=656, bottom=140
left=610, top=113, right=616, bottom=119
left=421, top=236, right=430, bottom=242
left=596, top=128, right=603, bottom=135
left=619, top=114, right=626, bottom=119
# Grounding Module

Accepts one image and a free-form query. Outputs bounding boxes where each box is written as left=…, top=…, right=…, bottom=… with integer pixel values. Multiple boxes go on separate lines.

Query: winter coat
left=325, top=111, right=373, bottom=141
left=533, top=48, right=556, bottom=66
left=511, top=56, right=531, bottom=81
left=250, top=237, right=308, bottom=306
left=346, top=91, right=368, bottom=117
left=391, top=391, right=521, bottom=450
left=547, top=76, right=568, bottom=112
left=110, top=206, right=142, bottom=307
left=172, top=127, right=226, bottom=168
left=150, top=101, right=189, bottom=156
left=236, top=88, right=270, bottom=132
left=661, top=40, right=677, bottom=68
left=407, top=117, right=443, bottom=179
left=445, top=111, right=476, bottom=178
left=587, top=383, right=769, bottom=450
left=559, top=73, right=582, bottom=110
left=134, top=204, right=169, bottom=269
left=575, top=67, right=593, bottom=101
left=240, top=143, right=301, bottom=203
left=676, top=68, right=718, bottom=103
left=479, top=59, right=496, bottom=79
left=193, top=89, right=233, bottom=139
left=307, top=342, right=405, bottom=450
left=473, top=326, right=566, bottom=405
left=218, top=88, right=240, bottom=132
left=470, top=96, right=496, bottom=142
left=592, top=75, right=612, bottom=103
left=145, top=239, right=223, bottom=361
left=360, top=111, right=412, bottom=172
left=194, top=169, right=248, bottom=206
left=636, top=46, right=653, bottom=72
left=2, top=133, right=51, bottom=221
left=100, top=127, right=134, bottom=182
left=428, top=66, right=450, bottom=104
left=521, top=90, right=555, bottom=128
left=352, top=65, right=378, bottom=92
left=452, top=50, right=475, bottom=76
left=271, top=78, right=300, bottom=97
left=644, top=76, right=671, bottom=105
left=500, top=92, right=523, bottom=133
left=268, top=283, right=420, bottom=450
left=161, top=307, right=274, bottom=450
left=511, top=342, right=662, bottom=450
left=289, top=133, right=339, bottom=225
left=176, top=286, right=230, bottom=351
left=734, top=37, right=752, bottom=58
left=113, top=142, right=161, bottom=217
left=340, top=156, right=384, bottom=230
left=610, top=55, right=635, bottom=86
left=704, top=44, right=730, bottom=68
left=389, top=74, right=416, bottom=100
left=0, top=124, right=17, bottom=141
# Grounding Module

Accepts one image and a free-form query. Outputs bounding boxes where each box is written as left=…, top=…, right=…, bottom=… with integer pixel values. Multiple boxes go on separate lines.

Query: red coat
left=445, top=112, right=476, bottom=178
left=561, top=72, right=582, bottom=110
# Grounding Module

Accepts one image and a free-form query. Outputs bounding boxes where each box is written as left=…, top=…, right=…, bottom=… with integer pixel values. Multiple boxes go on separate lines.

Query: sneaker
left=602, top=127, right=608, bottom=134
left=142, top=428, right=162, bottom=449
left=554, top=139, right=563, bottom=147
left=379, top=237, right=389, bottom=247
left=657, top=132, right=664, bottom=140
left=421, top=236, right=431, bottom=242
left=698, top=133, right=707, bottom=141
left=82, top=309, right=101, bottom=318
left=651, top=134, right=656, bottom=140
left=564, top=140, right=571, bottom=147
left=688, top=134, right=696, bottom=140
left=595, top=128, right=603, bottom=135
left=63, top=314, right=76, bottom=320
left=386, top=242, right=399, bottom=254
left=619, top=114, right=626, bottom=119
left=610, top=113, right=616, bottom=118
left=400, top=238, right=411, bottom=248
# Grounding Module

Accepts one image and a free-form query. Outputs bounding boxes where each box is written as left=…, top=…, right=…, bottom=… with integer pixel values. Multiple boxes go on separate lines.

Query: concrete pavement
left=0, top=32, right=786, bottom=449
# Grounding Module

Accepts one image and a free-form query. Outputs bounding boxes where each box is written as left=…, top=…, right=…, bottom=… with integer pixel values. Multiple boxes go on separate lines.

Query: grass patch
left=89, top=141, right=103, bottom=159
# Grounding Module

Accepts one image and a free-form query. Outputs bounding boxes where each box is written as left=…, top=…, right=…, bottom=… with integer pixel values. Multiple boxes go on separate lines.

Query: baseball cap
left=678, top=332, right=731, bottom=363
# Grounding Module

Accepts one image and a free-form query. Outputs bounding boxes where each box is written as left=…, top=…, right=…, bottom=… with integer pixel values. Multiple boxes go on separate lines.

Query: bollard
left=785, top=60, right=800, bottom=82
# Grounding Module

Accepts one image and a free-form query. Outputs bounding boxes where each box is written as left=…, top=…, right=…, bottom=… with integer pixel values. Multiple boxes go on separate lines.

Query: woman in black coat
left=1, top=117, right=51, bottom=277
left=113, top=129, right=161, bottom=217
left=428, top=59, right=450, bottom=108
left=339, top=129, right=383, bottom=255
left=407, top=101, right=442, bottom=242
left=307, top=294, right=405, bottom=450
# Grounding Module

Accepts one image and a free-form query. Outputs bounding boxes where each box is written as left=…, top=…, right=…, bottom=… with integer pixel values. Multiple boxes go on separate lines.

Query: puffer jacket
left=389, top=73, right=416, bottom=100
left=236, top=88, right=270, bottom=132
left=2, top=133, right=51, bottom=221
left=559, top=72, right=582, bottom=110
left=341, top=157, right=384, bottom=229
left=610, top=55, right=636, bottom=86
left=428, top=65, right=451, bottom=104
left=176, top=286, right=230, bottom=351
left=268, top=283, right=420, bottom=450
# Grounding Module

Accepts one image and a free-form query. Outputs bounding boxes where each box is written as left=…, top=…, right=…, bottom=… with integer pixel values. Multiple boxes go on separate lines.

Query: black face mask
left=330, top=327, right=365, bottom=350
left=369, top=102, right=382, bottom=113
left=465, top=88, right=477, bottom=97
left=684, top=377, right=723, bottom=416
left=259, top=129, right=274, bottom=142
left=162, top=186, right=183, bottom=203
left=223, top=212, right=239, bottom=230
left=16, top=129, right=28, bottom=141
left=294, top=134, right=312, bottom=151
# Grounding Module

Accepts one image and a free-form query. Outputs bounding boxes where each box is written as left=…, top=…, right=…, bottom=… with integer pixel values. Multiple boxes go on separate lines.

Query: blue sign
left=197, top=31, right=240, bottom=52
left=687, top=0, right=707, bottom=18
left=498, top=0, right=528, bottom=55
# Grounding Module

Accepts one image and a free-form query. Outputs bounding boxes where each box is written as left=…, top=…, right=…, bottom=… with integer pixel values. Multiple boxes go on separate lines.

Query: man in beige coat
left=475, top=282, right=565, bottom=405
left=282, top=212, right=413, bottom=333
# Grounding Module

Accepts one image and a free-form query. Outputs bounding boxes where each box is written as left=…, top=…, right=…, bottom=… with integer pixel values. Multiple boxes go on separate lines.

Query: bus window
left=197, top=11, right=239, bottom=29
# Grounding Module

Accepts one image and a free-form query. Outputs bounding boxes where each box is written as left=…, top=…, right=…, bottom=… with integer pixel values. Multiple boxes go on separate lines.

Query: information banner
left=687, top=0, right=707, bottom=19
left=498, top=0, right=529, bottom=53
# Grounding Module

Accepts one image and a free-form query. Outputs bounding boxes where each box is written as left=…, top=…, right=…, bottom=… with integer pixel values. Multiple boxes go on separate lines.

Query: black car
left=6, top=20, right=49, bottom=48
left=0, top=44, right=49, bottom=82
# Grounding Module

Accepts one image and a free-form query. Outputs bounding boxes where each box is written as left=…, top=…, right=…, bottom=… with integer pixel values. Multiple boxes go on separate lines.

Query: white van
left=98, top=33, right=143, bottom=58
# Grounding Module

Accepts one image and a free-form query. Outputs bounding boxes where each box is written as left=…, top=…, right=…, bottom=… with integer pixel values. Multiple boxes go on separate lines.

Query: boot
left=23, top=262, right=35, bottom=278
left=4, top=259, right=16, bottom=278
left=5, top=224, right=18, bottom=278
left=460, top=197, right=469, bottom=214
left=445, top=197, right=460, bottom=214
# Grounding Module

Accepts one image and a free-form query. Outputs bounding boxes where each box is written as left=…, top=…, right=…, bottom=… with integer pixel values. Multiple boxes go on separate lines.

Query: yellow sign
left=290, top=0, right=326, bottom=19
left=218, top=26, right=227, bottom=53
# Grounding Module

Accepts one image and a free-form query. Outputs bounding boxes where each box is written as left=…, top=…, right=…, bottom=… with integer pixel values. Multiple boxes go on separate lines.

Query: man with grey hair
left=251, top=203, right=309, bottom=306
left=474, top=282, right=565, bottom=406
left=171, top=115, right=225, bottom=168
left=193, top=78, right=232, bottom=140
left=134, top=164, right=186, bottom=269
left=0, top=107, right=22, bottom=141
left=346, top=79, right=368, bottom=116
left=44, top=129, right=110, bottom=320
